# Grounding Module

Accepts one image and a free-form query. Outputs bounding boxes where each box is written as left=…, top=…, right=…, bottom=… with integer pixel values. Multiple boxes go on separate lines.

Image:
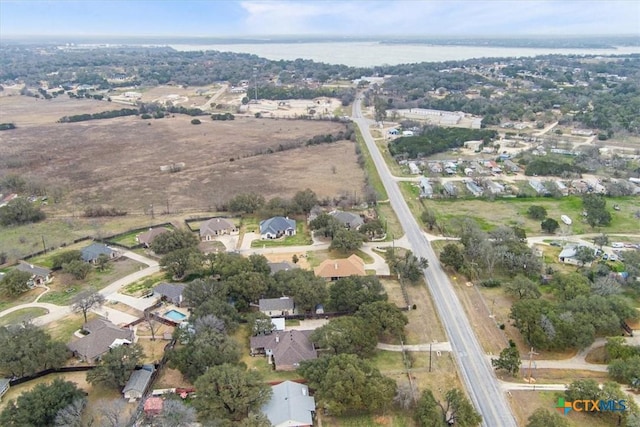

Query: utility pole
left=41, top=235, right=47, bottom=254
left=528, top=347, right=538, bottom=383
left=150, top=204, right=154, bottom=220
left=429, top=343, right=433, bottom=372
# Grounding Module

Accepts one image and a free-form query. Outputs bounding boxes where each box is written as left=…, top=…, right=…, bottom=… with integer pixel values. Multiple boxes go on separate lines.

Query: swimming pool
left=165, top=309, right=187, bottom=322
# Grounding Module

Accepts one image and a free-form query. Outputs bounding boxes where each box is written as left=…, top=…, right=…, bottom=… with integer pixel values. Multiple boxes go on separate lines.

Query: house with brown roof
left=136, top=227, right=170, bottom=247
left=250, top=330, right=317, bottom=371
left=68, top=318, right=134, bottom=362
left=314, top=254, right=366, bottom=281
left=199, top=218, right=238, bottom=241
left=144, top=396, right=164, bottom=417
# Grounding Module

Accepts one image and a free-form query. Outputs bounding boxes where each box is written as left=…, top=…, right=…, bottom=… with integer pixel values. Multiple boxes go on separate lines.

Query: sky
left=0, top=0, right=638, bottom=38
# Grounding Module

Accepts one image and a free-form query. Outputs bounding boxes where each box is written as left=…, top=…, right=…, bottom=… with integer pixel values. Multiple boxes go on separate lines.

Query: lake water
left=169, top=41, right=640, bottom=67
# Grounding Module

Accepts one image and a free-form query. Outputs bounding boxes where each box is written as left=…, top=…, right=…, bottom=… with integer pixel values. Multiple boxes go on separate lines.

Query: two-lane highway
left=353, top=98, right=517, bottom=427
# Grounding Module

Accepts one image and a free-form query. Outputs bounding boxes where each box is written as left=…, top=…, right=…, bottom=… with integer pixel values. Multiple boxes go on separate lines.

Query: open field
left=0, top=95, right=365, bottom=214
left=424, top=196, right=640, bottom=236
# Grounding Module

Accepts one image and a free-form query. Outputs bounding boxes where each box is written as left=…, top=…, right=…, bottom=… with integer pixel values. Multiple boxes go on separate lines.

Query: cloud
left=238, top=0, right=640, bottom=36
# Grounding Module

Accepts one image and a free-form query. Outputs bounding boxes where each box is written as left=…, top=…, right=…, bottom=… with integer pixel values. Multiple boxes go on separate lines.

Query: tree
left=510, top=299, right=553, bottom=349
left=440, top=243, right=465, bottom=271
left=0, top=379, right=85, bottom=427
left=160, top=247, right=203, bottom=279
left=414, top=388, right=481, bottom=427
left=62, top=259, right=91, bottom=279
left=299, top=354, right=396, bottom=416
left=491, top=340, right=521, bottom=376
left=439, top=388, right=482, bottom=427
left=373, top=96, right=388, bottom=123
left=169, top=321, right=241, bottom=382
left=87, top=399, right=128, bottom=427
left=421, top=208, right=438, bottom=230
left=228, top=193, right=265, bottom=214
left=0, top=270, right=32, bottom=295
left=328, top=276, right=387, bottom=312
left=143, top=309, right=160, bottom=341
left=160, top=399, right=197, bottom=427
left=552, top=272, right=591, bottom=301
left=526, top=408, right=570, bottom=427
left=504, top=275, right=541, bottom=300
left=415, top=389, right=445, bottom=427
left=565, top=379, right=601, bottom=403
left=95, top=253, right=110, bottom=271
left=150, top=229, right=199, bottom=254
left=272, top=269, right=328, bottom=313
left=356, top=301, right=408, bottom=340
left=0, top=323, right=68, bottom=378
left=574, top=246, right=596, bottom=267
left=359, top=219, right=385, bottom=239
left=527, top=205, right=547, bottom=220
left=608, top=355, right=640, bottom=385
left=0, top=197, right=46, bottom=226
left=291, top=189, right=318, bottom=214
left=72, top=289, right=106, bottom=324
left=193, top=364, right=271, bottom=422
left=247, top=311, right=275, bottom=336
left=541, top=218, right=559, bottom=233
left=593, top=233, right=609, bottom=249
left=86, top=344, right=144, bottom=389
left=226, top=271, right=273, bottom=310
left=310, top=316, right=378, bottom=357
left=329, top=228, right=364, bottom=252
left=582, top=194, right=612, bottom=228
left=309, top=213, right=341, bottom=238
left=53, top=397, right=85, bottom=427
left=387, top=249, right=429, bottom=283
left=51, top=250, right=82, bottom=270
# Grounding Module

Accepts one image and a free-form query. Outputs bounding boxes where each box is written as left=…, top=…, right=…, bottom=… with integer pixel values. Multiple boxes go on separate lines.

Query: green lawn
left=121, top=272, right=165, bottom=297
left=0, top=307, right=49, bottom=326
left=414, top=195, right=640, bottom=236
left=355, top=127, right=388, bottom=201
left=251, top=221, right=312, bottom=248
left=377, top=203, right=404, bottom=241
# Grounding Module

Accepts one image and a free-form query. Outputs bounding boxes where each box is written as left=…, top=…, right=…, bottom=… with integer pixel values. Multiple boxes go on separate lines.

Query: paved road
left=353, top=98, right=517, bottom=427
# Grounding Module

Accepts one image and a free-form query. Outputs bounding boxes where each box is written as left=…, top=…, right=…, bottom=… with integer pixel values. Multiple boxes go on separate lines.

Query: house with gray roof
left=81, top=243, right=119, bottom=264
left=329, top=210, right=364, bottom=230
left=268, top=261, right=299, bottom=275
left=259, top=297, right=296, bottom=317
left=260, top=217, right=296, bottom=240
left=16, top=261, right=52, bottom=287
left=261, top=381, right=316, bottom=427
left=250, top=330, right=317, bottom=371
left=443, top=182, right=458, bottom=197
left=123, top=365, right=155, bottom=401
left=419, top=177, right=433, bottom=199
left=68, top=318, right=134, bottom=362
left=199, top=217, right=238, bottom=241
left=153, top=283, right=186, bottom=306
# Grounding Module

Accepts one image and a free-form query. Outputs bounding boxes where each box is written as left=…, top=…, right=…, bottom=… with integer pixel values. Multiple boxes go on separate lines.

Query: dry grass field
left=0, top=95, right=365, bottom=213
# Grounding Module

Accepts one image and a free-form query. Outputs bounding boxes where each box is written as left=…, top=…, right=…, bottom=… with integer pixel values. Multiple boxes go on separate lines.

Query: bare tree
left=54, top=397, right=86, bottom=427
left=93, top=399, right=128, bottom=427
left=160, top=399, right=197, bottom=427
left=72, top=289, right=106, bottom=324
left=144, top=310, right=160, bottom=341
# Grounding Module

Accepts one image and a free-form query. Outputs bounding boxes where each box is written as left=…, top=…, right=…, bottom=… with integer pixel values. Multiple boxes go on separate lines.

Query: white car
left=611, top=242, right=624, bottom=248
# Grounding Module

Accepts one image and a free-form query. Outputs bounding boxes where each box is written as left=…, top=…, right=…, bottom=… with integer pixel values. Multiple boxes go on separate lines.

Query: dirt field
left=0, top=95, right=365, bottom=212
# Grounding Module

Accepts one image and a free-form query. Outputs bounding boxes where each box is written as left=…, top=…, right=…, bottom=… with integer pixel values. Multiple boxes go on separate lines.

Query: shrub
left=191, top=119, right=201, bottom=125
left=480, top=279, right=501, bottom=288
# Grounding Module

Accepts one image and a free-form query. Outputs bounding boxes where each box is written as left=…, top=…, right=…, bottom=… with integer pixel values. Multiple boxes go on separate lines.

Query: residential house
left=387, top=128, right=399, bottom=136
left=314, top=254, right=366, bottom=281
left=268, top=261, right=299, bottom=275
left=419, top=177, right=433, bottom=199
left=261, top=381, right=316, bottom=427
left=464, top=140, right=482, bottom=151
left=143, top=397, right=164, bottom=417
left=402, top=130, right=415, bottom=137
left=68, top=318, right=134, bottom=362
left=260, top=217, right=296, bottom=239
left=428, top=162, right=443, bottom=174
left=503, top=159, right=521, bottom=173
left=529, top=179, right=548, bottom=196
left=123, top=365, right=155, bottom=401
left=555, top=180, right=569, bottom=196
left=15, top=261, right=52, bottom=288
left=443, top=182, right=458, bottom=197
left=153, top=283, right=186, bottom=306
left=259, top=297, right=296, bottom=317
left=199, top=218, right=238, bottom=241
left=136, top=228, right=170, bottom=248
left=465, top=180, right=484, bottom=197
left=558, top=246, right=594, bottom=267
left=329, top=210, right=364, bottom=230
left=485, top=180, right=505, bottom=195
left=0, top=378, right=10, bottom=401
left=250, top=330, right=317, bottom=371
left=81, top=243, right=119, bottom=264
left=408, top=161, right=420, bottom=175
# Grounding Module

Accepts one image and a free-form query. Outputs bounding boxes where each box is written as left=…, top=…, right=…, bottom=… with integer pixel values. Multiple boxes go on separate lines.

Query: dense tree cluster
left=0, top=323, right=68, bottom=378
left=389, top=127, right=497, bottom=159
left=58, top=108, right=139, bottom=123
left=87, top=344, right=145, bottom=389
left=0, top=198, right=46, bottom=226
